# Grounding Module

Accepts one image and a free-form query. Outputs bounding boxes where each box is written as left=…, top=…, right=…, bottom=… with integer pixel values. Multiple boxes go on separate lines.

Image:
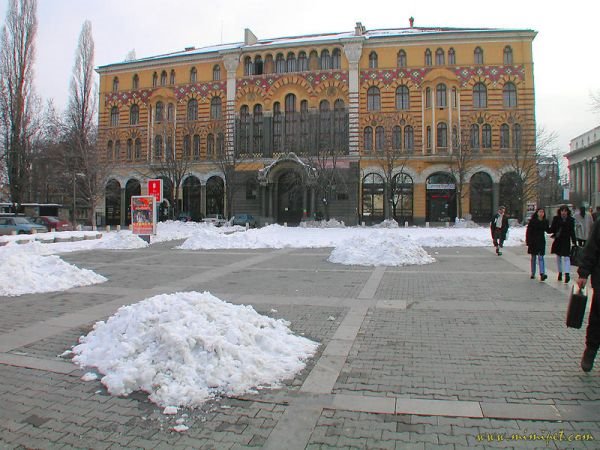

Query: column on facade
left=120, top=187, right=127, bottom=227
left=492, top=182, right=500, bottom=212
left=201, top=184, right=207, bottom=217
left=342, top=39, right=363, bottom=157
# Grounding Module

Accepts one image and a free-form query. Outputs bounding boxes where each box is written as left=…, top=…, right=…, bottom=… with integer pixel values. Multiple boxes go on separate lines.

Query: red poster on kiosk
left=131, top=195, right=156, bottom=235
left=148, top=179, right=163, bottom=204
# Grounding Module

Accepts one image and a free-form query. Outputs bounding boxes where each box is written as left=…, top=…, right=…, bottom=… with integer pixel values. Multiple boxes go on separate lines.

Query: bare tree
left=63, top=20, right=106, bottom=226
left=213, top=127, right=243, bottom=218
left=592, top=89, right=600, bottom=114
left=447, top=127, right=481, bottom=219
left=0, top=0, right=38, bottom=210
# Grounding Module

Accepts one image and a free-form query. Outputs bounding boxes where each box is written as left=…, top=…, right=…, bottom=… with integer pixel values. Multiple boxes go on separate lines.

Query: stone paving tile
left=9, top=324, right=94, bottom=359
left=307, top=409, right=600, bottom=449
left=334, top=309, right=600, bottom=405
left=191, top=268, right=371, bottom=298
left=0, top=293, right=113, bottom=334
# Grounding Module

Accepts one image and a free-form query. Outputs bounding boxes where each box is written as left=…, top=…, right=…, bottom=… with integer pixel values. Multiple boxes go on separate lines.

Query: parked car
left=202, top=214, right=227, bottom=227
left=0, top=216, right=48, bottom=235
left=231, top=214, right=257, bottom=228
left=31, top=216, right=73, bottom=231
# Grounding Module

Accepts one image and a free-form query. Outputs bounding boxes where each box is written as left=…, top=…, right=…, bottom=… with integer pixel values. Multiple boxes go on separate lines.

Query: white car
left=203, top=214, right=227, bottom=227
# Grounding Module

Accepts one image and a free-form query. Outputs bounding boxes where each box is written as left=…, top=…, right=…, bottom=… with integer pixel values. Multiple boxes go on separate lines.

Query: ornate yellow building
left=97, top=21, right=537, bottom=226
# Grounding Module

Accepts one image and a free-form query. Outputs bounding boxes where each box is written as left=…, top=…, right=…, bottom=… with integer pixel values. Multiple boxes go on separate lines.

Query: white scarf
left=495, top=214, right=504, bottom=229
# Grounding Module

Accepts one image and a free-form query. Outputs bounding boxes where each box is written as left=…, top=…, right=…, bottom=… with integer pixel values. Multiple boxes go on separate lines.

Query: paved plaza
left=0, top=237, right=599, bottom=449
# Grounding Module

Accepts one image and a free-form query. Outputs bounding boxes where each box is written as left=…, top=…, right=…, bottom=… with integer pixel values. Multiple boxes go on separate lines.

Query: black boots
left=558, top=273, right=562, bottom=281
left=540, top=274, right=547, bottom=281
left=565, top=273, right=570, bottom=284
left=581, top=346, right=598, bottom=372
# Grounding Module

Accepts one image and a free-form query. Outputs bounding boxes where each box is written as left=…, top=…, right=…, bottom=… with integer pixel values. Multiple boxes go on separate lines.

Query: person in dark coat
left=526, top=208, right=550, bottom=281
left=490, top=205, right=509, bottom=255
left=576, top=218, right=600, bottom=371
left=549, top=204, right=577, bottom=283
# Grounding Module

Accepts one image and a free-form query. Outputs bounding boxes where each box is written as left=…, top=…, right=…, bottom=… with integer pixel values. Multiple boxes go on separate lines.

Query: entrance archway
left=362, top=173, right=384, bottom=225
left=105, top=179, right=121, bottom=226
left=392, top=172, right=413, bottom=224
left=499, top=172, right=523, bottom=220
left=469, top=172, right=493, bottom=222
left=277, top=170, right=303, bottom=225
left=206, top=176, right=224, bottom=215
left=182, top=176, right=202, bottom=220
left=124, top=179, right=141, bottom=225
left=426, top=172, right=456, bottom=222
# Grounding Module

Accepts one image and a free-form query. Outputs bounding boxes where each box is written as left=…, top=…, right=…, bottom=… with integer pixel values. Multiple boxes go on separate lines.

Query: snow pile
left=299, top=218, right=346, bottom=228
left=328, top=235, right=435, bottom=266
left=0, top=244, right=106, bottom=296
left=72, top=291, right=319, bottom=408
left=371, top=219, right=401, bottom=228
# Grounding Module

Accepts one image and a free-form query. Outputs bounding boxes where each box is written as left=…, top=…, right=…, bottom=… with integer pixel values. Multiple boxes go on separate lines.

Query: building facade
left=97, top=21, right=537, bottom=226
left=566, top=125, right=600, bottom=209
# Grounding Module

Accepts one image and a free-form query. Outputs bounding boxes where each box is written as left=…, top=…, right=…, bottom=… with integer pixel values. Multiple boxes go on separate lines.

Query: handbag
left=566, top=285, right=588, bottom=329
left=570, top=245, right=582, bottom=266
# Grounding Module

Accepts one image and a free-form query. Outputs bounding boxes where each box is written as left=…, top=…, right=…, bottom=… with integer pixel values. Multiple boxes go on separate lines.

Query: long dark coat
left=526, top=216, right=549, bottom=255
left=549, top=215, right=577, bottom=257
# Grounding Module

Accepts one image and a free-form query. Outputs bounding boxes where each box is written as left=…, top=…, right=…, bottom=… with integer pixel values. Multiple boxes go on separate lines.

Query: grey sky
left=4, top=0, right=599, bottom=154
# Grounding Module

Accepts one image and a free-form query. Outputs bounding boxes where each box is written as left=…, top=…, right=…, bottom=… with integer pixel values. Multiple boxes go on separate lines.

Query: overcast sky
left=3, top=0, right=599, bottom=155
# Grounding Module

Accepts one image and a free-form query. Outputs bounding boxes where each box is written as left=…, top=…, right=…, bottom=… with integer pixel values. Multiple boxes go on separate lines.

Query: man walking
left=490, top=206, right=509, bottom=256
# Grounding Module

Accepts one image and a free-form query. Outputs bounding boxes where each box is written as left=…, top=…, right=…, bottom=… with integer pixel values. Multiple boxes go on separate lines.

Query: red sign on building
left=148, top=179, right=163, bottom=203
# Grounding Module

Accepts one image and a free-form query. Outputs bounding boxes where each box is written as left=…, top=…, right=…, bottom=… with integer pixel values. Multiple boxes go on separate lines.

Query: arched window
left=114, top=140, right=121, bottom=160
left=396, top=85, right=409, bottom=110
left=369, top=51, right=378, bottom=69
left=332, top=48, right=341, bottom=69
left=110, top=106, right=119, bottom=127
left=500, top=123, right=510, bottom=149
left=169, top=70, right=175, bottom=85
left=134, top=138, right=141, bottom=159
left=152, top=72, right=158, bottom=87
left=319, top=100, right=331, bottom=149
left=425, top=87, right=432, bottom=108
left=426, top=126, right=432, bottom=149
left=212, top=64, right=221, bottom=81
left=375, top=126, right=385, bottom=151
left=183, top=135, right=191, bottom=158
left=362, top=173, right=385, bottom=224
left=503, top=82, right=517, bottom=108
left=155, top=102, right=164, bottom=122
left=253, top=104, right=263, bottom=152
left=129, top=104, right=139, bottom=125
left=190, top=67, right=197, bottom=83
left=448, top=48, right=456, bottom=65
left=473, top=82, right=487, bottom=108
left=425, top=49, right=432, bottom=66
left=206, top=133, right=215, bottom=158
left=193, top=135, right=200, bottom=159
left=112, top=77, right=119, bottom=92
left=132, top=74, right=138, bottom=90
left=513, top=123, right=521, bottom=149
left=240, top=105, right=250, bottom=153
left=264, top=54, right=273, bottom=73
left=452, top=126, right=459, bottom=149
left=437, top=122, right=448, bottom=148
left=167, top=103, right=174, bottom=122
left=106, top=140, right=113, bottom=160
left=451, top=87, right=458, bottom=107
left=160, top=71, right=167, bottom=86
left=482, top=124, right=492, bottom=149
left=404, top=125, right=414, bottom=151
left=309, top=50, right=319, bottom=70
left=397, top=49, right=407, bottom=67
left=275, top=53, right=286, bottom=73
left=244, top=56, right=253, bottom=76
left=273, top=102, right=282, bottom=152
left=364, top=127, right=373, bottom=152
left=470, top=124, right=480, bottom=149
left=187, top=98, right=198, bottom=121
left=154, top=135, right=163, bottom=159
left=254, top=56, right=263, bottom=75
left=210, top=97, right=222, bottom=119
left=320, top=49, right=331, bottom=70
left=217, top=133, right=224, bottom=157
left=333, top=99, right=345, bottom=150
left=435, top=48, right=445, bottom=65
left=474, top=47, right=484, bottom=64
left=367, top=86, right=380, bottom=111
left=503, top=46, right=513, bottom=65
left=436, top=83, right=447, bottom=107
left=393, top=126, right=402, bottom=150
left=286, top=52, right=296, bottom=72
left=298, top=52, right=308, bottom=71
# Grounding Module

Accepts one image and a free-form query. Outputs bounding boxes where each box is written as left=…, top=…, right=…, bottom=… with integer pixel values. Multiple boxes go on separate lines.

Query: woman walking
left=549, top=205, right=578, bottom=283
left=526, top=208, right=550, bottom=280
left=574, top=206, right=593, bottom=246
